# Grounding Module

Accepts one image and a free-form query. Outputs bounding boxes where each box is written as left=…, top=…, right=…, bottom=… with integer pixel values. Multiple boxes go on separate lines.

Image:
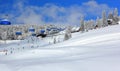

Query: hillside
left=0, top=24, right=120, bottom=71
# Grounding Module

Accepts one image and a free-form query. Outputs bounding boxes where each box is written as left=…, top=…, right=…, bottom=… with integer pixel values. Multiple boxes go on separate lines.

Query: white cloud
left=82, top=1, right=111, bottom=16
left=10, top=0, right=113, bottom=25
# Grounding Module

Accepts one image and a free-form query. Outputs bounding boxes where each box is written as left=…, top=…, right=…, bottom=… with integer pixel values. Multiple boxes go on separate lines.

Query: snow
left=71, top=27, right=80, bottom=32
left=0, top=25, right=120, bottom=71
left=0, top=40, right=21, bottom=44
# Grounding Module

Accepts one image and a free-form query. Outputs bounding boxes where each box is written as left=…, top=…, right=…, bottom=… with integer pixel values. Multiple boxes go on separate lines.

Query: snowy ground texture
left=0, top=24, right=120, bottom=71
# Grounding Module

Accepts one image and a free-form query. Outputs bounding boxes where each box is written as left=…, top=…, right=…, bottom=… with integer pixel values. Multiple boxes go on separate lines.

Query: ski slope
left=0, top=24, right=120, bottom=71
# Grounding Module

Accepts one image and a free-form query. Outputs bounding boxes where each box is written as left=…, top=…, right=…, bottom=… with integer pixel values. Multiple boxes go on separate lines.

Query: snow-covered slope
left=0, top=25, right=120, bottom=71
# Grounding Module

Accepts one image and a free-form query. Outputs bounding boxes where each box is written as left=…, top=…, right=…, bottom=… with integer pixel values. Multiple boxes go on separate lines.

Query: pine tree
left=108, top=12, right=114, bottom=25
left=2, top=31, right=7, bottom=43
left=53, top=38, right=56, bottom=44
left=96, top=17, right=99, bottom=28
left=108, top=12, right=114, bottom=20
left=64, top=26, right=72, bottom=41
left=102, top=10, right=108, bottom=27
left=89, top=20, right=95, bottom=30
left=84, top=21, right=88, bottom=32
left=96, top=17, right=103, bottom=28
left=114, top=8, right=118, bottom=17
left=113, top=8, right=119, bottom=24
left=80, top=17, right=85, bottom=32
left=64, top=33, right=69, bottom=41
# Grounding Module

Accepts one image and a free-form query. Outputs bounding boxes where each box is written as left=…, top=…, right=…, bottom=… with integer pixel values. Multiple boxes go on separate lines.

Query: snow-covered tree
left=113, top=8, right=119, bottom=24
left=102, top=10, right=108, bottom=27
left=84, top=21, right=88, bottom=32
left=64, top=32, right=70, bottom=41
left=96, top=17, right=103, bottom=28
left=107, top=12, right=114, bottom=25
left=2, top=31, right=7, bottom=43
left=88, top=20, right=95, bottom=30
left=114, top=8, right=118, bottom=17
left=84, top=20, right=94, bottom=31
left=80, top=17, right=85, bottom=32
left=53, top=38, right=56, bottom=44
left=64, top=26, right=72, bottom=41
left=107, top=8, right=119, bottom=25
left=108, top=12, right=114, bottom=20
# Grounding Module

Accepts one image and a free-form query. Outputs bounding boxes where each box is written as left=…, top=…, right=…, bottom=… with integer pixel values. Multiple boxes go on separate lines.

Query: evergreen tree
left=96, top=17, right=103, bottom=28
left=53, top=38, right=56, bottom=44
left=84, top=21, right=88, bottom=32
left=113, top=8, right=119, bottom=24
left=107, top=12, right=114, bottom=25
left=64, top=33, right=68, bottom=40
left=102, top=10, right=108, bottom=27
left=114, top=8, right=118, bottom=17
left=108, top=12, right=114, bottom=20
left=64, top=26, right=72, bottom=41
left=89, top=20, right=95, bottom=30
left=80, top=17, right=85, bottom=32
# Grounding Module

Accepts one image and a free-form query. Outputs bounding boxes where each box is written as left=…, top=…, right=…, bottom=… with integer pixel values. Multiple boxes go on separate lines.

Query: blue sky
left=0, top=0, right=119, bottom=25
